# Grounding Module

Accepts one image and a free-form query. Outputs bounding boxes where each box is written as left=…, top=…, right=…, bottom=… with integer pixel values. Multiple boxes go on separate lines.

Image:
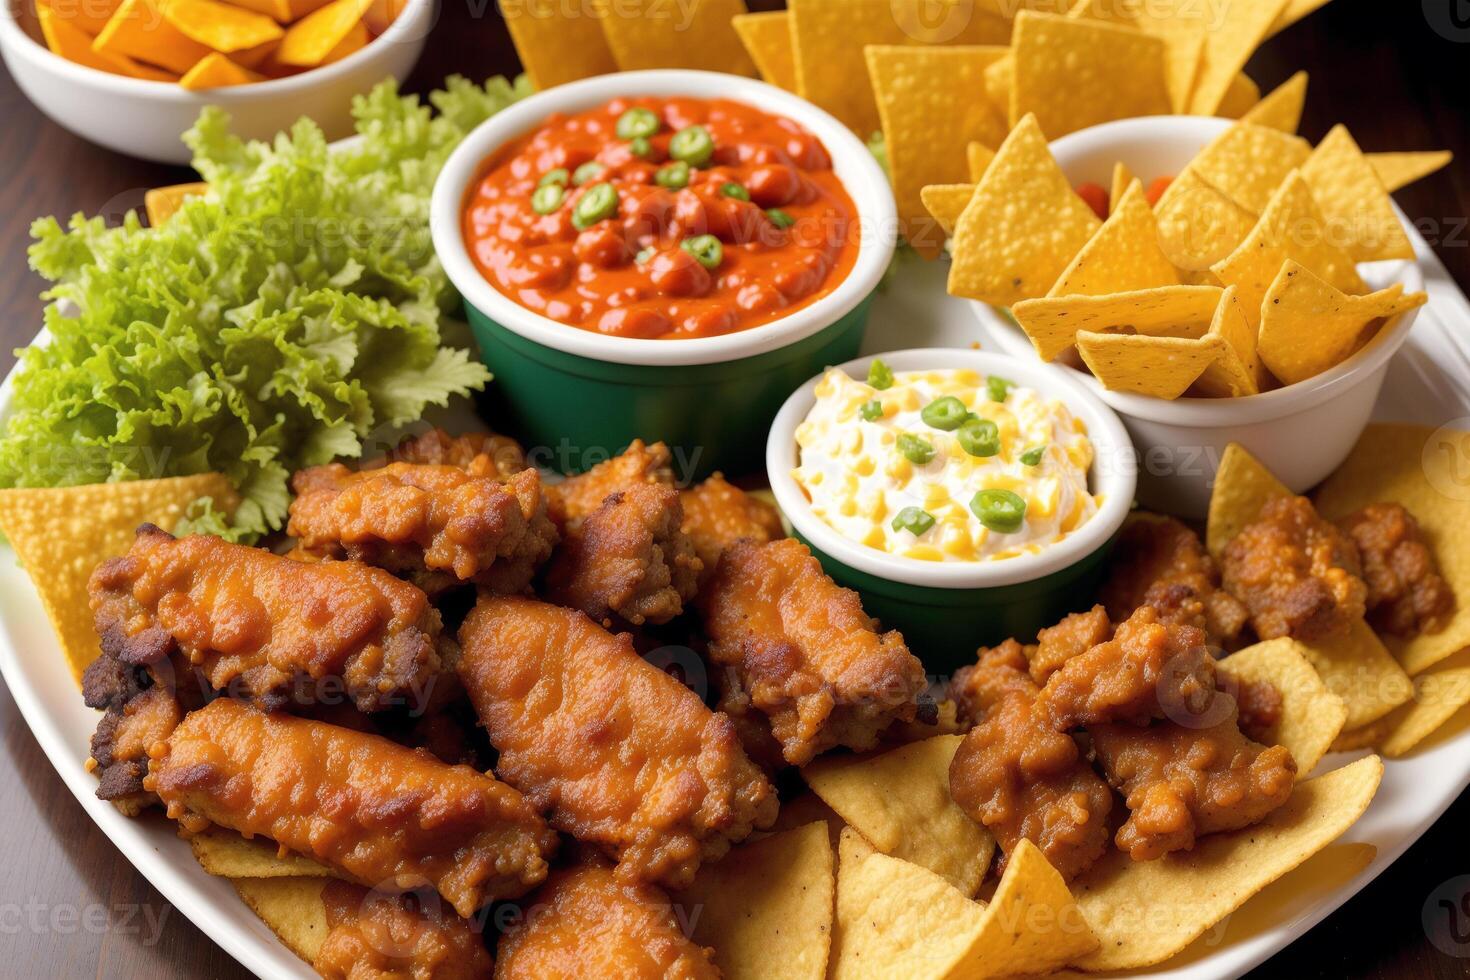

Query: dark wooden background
left=2, top=0, right=1469, bottom=975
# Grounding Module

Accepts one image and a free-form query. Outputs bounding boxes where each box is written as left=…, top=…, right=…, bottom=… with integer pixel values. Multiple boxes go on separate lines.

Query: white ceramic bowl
left=973, top=116, right=1426, bottom=519
left=0, top=0, right=432, bottom=164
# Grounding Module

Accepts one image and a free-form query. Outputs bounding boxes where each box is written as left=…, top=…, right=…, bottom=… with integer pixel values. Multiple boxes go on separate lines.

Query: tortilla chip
left=1192, top=285, right=1264, bottom=397
left=921, top=183, right=974, bottom=238
left=190, top=828, right=336, bottom=879
left=966, top=141, right=994, bottom=183
left=35, top=0, right=122, bottom=36
left=1266, top=0, right=1336, bottom=39
left=1154, top=168, right=1258, bottom=271
left=947, top=114, right=1102, bottom=307
left=1315, top=424, right=1470, bottom=676
left=1330, top=718, right=1393, bottom=753
left=596, top=0, right=755, bottom=75
left=1241, top=70, right=1308, bottom=132
left=674, top=823, right=835, bottom=980
left=1188, top=121, right=1311, bottom=215
left=763, top=791, right=845, bottom=850
left=1205, top=441, right=1291, bottom=557
left=1257, top=261, right=1425, bottom=385
left=1370, top=657, right=1470, bottom=757
left=1218, top=639, right=1348, bottom=774
left=233, top=877, right=330, bottom=962
left=145, top=182, right=208, bottom=226
left=1212, top=171, right=1367, bottom=329
left=1217, top=72, right=1261, bottom=119
left=164, top=0, right=282, bottom=51
left=830, top=830, right=1096, bottom=979
left=0, top=475, right=238, bottom=681
left=1108, top=161, right=1135, bottom=213
left=731, top=11, right=796, bottom=90
left=502, top=0, right=617, bottom=89
left=1368, top=150, right=1453, bottom=193
left=1301, top=125, right=1415, bottom=262
left=982, top=55, right=1012, bottom=124
left=1010, top=11, right=1171, bottom=139
left=1011, top=284, right=1222, bottom=362
left=1186, top=0, right=1289, bottom=116
left=866, top=45, right=1009, bottom=259
left=275, top=0, right=370, bottom=66
left=1075, top=331, right=1223, bottom=400
left=1071, top=755, right=1382, bottom=971
left=1289, top=619, right=1414, bottom=729
left=179, top=52, right=265, bottom=89
left=1048, top=180, right=1180, bottom=297
left=805, top=735, right=994, bottom=897
left=92, top=0, right=212, bottom=74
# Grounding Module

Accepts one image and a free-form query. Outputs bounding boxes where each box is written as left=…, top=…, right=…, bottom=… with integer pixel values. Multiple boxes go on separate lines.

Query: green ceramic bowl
left=431, top=70, right=897, bottom=481
left=767, top=349, right=1138, bottom=675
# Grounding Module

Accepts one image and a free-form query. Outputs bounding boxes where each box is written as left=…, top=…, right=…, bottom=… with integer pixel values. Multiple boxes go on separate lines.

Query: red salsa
left=461, top=96, right=860, bottom=340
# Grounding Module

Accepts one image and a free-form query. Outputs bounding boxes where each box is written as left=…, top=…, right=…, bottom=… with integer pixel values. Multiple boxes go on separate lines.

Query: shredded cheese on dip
left=793, top=367, right=1100, bottom=562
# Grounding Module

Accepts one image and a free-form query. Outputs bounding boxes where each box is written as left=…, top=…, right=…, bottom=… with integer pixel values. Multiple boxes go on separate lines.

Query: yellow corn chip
left=1315, top=424, right=1470, bottom=676
left=1076, top=331, right=1223, bottom=400
left=92, top=0, right=212, bottom=73
left=1216, top=72, right=1261, bottom=118
left=1010, top=11, right=1171, bottom=140
left=190, top=828, right=336, bottom=879
left=1108, top=160, right=1134, bottom=213
left=966, top=141, right=994, bottom=182
left=0, top=475, right=237, bottom=681
left=1218, top=639, right=1348, bottom=774
left=1368, top=150, right=1453, bottom=193
left=762, top=791, right=844, bottom=850
left=947, top=114, right=1102, bottom=307
left=674, top=823, right=835, bottom=980
left=144, top=182, right=208, bottom=226
left=596, top=0, right=755, bottom=75
left=1212, top=171, right=1367, bottom=329
left=921, top=183, right=974, bottom=238
left=867, top=45, right=1008, bottom=259
left=789, top=0, right=1009, bottom=135
left=731, top=11, right=796, bottom=91
left=502, top=0, right=616, bottom=89
left=982, top=54, right=1011, bottom=125
left=1109, top=10, right=1205, bottom=115
left=275, top=0, right=370, bottom=67
left=232, top=877, right=330, bottom=962
left=1265, top=0, right=1335, bottom=39
left=1012, top=284, right=1222, bottom=362
left=1291, top=619, right=1414, bottom=729
left=36, top=0, right=123, bottom=37
left=1301, top=125, right=1415, bottom=262
left=1258, top=261, right=1425, bottom=385
left=1362, top=652, right=1470, bottom=757
left=1049, top=180, right=1180, bottom=297
left=179, top=51, right=264, bottom=89
left=805, top=735, right=994, bottom=897
left=1192, top=285, right=1264, bottom=397
left=1188, top=121, right=1311, bottom=215
left=1072, top=756, right=1382, bottom=971
left=1330, top=718, right=1393, bottom=754
left=1241, top=70, right=1308, bottom=132
left=1154, top=168, right=1258, bottom=271
left=1187, top=0, right=1288, bottom=116
left=164, top=0, right=281, bottom=51
left=1205, top=440, right=1295, bottom=557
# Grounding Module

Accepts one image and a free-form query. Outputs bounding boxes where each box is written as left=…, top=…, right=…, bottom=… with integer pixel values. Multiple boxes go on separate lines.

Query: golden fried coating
left=495, top=859, right=720, bottom=980
left=147, top=699, right=556, bottom=917
left=289, top=463, right=557, bottom=595
left=698, top=538, right=929, bottom=766
left=1221, top=495, right=1367, bottom=642
left=545, top=484, right=702, bottom=627
left=314, top=879, right=494, bottom=980
left=545, top=440, right=675, bottom=532
left=89, top=526, right=442, bottom=712
left=387, top=427, right=527, bottom=480
left=1091, top=701, right=1297, bottom=861
left=1101, top=517, right=1248, bottom=648
left=1337, top=502, right=1454, bottom=637
left=85, top=680, right=181, bottom=815
left=947, top=643, right=1114, bottom=881
left=1027, top=605, right=1112, bottom=685
left=458, top=597, right=777, bottom=889
left=678, top=473, right=784, bottom=575
left=1034, top=606, right=1217, bottom=731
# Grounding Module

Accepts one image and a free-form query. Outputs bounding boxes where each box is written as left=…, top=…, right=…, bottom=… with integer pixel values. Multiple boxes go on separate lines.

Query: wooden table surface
left=2, top=1, right=1470, bottom=976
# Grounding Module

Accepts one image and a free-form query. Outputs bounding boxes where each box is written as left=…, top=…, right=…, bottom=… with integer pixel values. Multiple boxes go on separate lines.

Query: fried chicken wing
left=545, top=484, right=701, bottom=627
left=289, top=463, right=557, bottom=595
left=545, top=440, right=675, bottom=532
left=1090, top=701, right=1297, bottom=861
left=147, top=699, right=556, bottom=917
left=90, top=526, right=443, bottom=712
left=1027, top=605, right=1112, bottom=686
left=314, top=879, right=495, bottom=980
left=697, top=538, right=929, bottom=766
left=678, top=473, right=784, bottom=575
left=1221, top=495, right=1366, bottom=641
left=1336, top=502, right=1454, bottom=637
left=1101, top=517, right=1248, bottom=648
left=386, top=427, right=527, bottom=481
left=495, top=859, right=720, bottom=980
left=947, top=643, right=1113, bottom=881
left=457, top=597, right=777, bottom=888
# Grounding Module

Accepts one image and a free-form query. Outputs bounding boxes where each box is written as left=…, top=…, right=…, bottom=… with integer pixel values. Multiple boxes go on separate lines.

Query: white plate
left=3, top=224, right=1470, bottom=979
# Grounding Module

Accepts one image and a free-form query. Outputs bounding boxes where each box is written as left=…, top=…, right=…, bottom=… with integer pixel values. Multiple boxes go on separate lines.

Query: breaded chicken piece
left=314, top=879, right=495, bottom=980
left=545, top=440, right=675, bottom=531
left=698, top=539, right=929, bottom=766
left=495, top=858, right=720, bottom=980
left=386, top=427, right=527, bottom=480
left=89, top=525, right=442, bottom=712
left=545, top=484, right=702, bottom=627
left=947, top=642, right=1113, bottom=881
left=458, top=597, right=777, bottom=889
left=1337, top=502, right=1454, bottom=637
left=147, top=699, right=556, bottom=917
left=1025, top=605, right=1112, bottom=686
left=1091, top=701, right=1297, bottom=861
left=289, top=463, right=557, bottom=595
left=1221, top=495, right=1366, bottom=642
left=678, top=473, right=784, bottom=575
left=1101, top=516, right=1249, bottom=649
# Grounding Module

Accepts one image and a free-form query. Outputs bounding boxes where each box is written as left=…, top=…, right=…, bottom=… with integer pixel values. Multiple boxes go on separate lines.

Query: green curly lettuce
left=2, top=74, right=532, bottom=538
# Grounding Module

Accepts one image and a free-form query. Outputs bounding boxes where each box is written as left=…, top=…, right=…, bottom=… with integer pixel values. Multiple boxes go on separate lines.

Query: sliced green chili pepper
left=970, top=489, right=1027, bottom=533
